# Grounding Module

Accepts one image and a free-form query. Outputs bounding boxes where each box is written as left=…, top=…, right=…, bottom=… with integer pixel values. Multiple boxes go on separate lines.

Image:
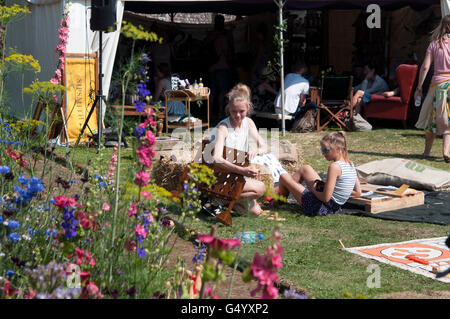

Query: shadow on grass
left=348, top=150, right=443, bottom=161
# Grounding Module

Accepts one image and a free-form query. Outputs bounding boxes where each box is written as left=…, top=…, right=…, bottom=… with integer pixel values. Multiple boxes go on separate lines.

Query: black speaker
left=90, top=0, right=116, bottom=32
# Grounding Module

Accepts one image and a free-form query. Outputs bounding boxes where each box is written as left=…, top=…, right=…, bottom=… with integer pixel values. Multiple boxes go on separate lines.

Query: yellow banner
left=65, top=56, right=98, bottom=143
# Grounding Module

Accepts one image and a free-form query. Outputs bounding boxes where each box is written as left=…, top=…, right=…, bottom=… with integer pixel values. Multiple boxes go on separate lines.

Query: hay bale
left=152, top=155, right=187, bottom=191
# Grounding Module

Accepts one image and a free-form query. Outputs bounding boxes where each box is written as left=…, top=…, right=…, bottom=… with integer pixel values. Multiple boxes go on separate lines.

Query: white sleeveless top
left=215, top=117, right=249, bottom=152
left=331, top=161, right=357, bottom=205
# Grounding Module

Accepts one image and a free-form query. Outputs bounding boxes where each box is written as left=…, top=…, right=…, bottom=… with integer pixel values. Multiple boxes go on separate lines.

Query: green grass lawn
left=55, top=127, right=450, bottom=298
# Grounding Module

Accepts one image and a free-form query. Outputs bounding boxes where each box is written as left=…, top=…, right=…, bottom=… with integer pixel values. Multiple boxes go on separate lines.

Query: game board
left=346, top=237, right=450, bottom=283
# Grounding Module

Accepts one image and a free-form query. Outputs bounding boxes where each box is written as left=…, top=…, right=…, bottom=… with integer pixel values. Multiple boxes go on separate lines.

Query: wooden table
left=164, top=88, right=210, bottom=134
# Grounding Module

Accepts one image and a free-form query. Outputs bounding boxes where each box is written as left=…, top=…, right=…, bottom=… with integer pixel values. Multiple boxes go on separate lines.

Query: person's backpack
left=291, top=103, right=317, bottom=133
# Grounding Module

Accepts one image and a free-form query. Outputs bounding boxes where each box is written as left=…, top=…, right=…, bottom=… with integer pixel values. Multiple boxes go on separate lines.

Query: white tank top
left=216, top=117, right=249, bottom=152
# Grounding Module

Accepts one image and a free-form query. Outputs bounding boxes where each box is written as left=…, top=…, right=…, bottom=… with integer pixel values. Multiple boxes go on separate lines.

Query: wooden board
left=348, top=183, right=425, bottom=213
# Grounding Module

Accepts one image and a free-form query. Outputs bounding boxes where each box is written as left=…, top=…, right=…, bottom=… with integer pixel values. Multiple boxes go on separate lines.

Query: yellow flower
left=5, top=53, right=41, bottom=73
left=0, top=4, right=30, bottom=25
left=121, top=21, right=160, bottom=42
left=23, top=81, right=66, bottom=99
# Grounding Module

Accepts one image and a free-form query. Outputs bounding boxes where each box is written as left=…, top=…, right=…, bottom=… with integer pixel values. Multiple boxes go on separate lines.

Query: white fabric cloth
left=354, top=75, right=389, bottom=95
left=274, top=73, right=309, bottom=114
left=5, top=0, right=124, bottom=123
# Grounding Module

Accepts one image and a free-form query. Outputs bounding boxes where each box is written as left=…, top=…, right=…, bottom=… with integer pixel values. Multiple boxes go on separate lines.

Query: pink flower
left=50, top=77, right=59, bottom=84
left=141, top=190, right=152, bottom=199
left=145, top=130, right=156, bottom=146
left=101, top=203, right=110, bottom=211
left=53, top=195, right=77, bottom=209
left=59, top=55, right=65, bottom=65
left=124, top=240, right=137, bottom=252
left=136, top=145, right=155, bottom=168
left=134, top=170, right=150, bottom=187
left=197, top=234, right=241, bottom=251
left=127, top=203, right=137, bottom=217
left=135, top=225, right=147, bottom=239
left=205, top=286, right=219, bottom=299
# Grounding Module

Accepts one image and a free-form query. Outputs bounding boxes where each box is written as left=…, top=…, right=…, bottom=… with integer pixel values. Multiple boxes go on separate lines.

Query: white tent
left=5, top=0, right=124, bottom=123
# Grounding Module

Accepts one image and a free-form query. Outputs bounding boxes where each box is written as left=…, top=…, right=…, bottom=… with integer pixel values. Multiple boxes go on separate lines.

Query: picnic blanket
left=346, top=237, right=450, bottom=283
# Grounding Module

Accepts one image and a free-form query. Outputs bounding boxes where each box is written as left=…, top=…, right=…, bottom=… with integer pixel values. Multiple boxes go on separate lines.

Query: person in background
left=414, top=15, right=450, bottom=163
left=206, top=14, right=234, bottom=124
left=152, top=63, right=186, bottom=116
left=274, top=60, right=309, bottom=116
left=351, top=62, right=389, bottom=114
left=275, top=131, right=361, bottom=216
left=251, top=66, right=279, bottom=112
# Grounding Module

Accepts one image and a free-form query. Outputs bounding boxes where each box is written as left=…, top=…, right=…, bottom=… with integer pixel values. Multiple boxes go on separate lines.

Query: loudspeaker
left=90, top=0, right=116, bottom=32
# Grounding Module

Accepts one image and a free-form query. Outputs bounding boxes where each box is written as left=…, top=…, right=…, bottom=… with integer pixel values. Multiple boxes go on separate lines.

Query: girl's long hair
left=321, top=131, right=352, bottom=165
left=431, top=14, right=450, bottom=48
left=225, top=83, right=253, bottom=115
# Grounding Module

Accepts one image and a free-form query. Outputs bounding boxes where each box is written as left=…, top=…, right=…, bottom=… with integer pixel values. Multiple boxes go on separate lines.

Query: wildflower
left=141, top=190, right=152, bottom=199
left=134, top=170, right=150, bottom=187
left=135, top=225, right=147, bottom=239
left=7, top=220, right=20, bottom=229
left=8, top=232, right=20, bottom=243
left=282, top=287, right=308, bottom=299
left=0, top=165, right=10, bottom=174
left=137, top=247, right=147, bottom=258
left=197, top=234, right=241, bottom=251
left=101, top=203, right=110, bottom=211
left=52, top=195, right=77, bottom=209
left=124, top=240, right=137, bottom=252
left=127, top=203, right=137, bottom=217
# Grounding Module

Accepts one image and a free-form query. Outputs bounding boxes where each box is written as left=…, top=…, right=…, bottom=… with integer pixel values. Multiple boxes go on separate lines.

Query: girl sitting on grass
left=275, top=131, right=361, bottom=216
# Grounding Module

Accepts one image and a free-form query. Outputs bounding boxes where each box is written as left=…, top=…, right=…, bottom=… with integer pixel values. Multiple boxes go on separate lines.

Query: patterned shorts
left=301, top=189, right=342, bottom=216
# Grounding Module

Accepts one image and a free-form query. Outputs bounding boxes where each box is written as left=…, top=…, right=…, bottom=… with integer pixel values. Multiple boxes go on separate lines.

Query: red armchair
left=364, top=64, right=418, bottom=128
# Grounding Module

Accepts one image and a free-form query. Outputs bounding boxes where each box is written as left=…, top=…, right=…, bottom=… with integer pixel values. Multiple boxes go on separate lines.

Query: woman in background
left=415, top=15, right=450, bottom=163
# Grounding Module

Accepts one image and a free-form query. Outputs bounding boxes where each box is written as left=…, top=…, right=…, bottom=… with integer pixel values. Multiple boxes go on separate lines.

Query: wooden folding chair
left=316, top=75, right=354, bottom=132
left=175, top=139, right=249, bottom=226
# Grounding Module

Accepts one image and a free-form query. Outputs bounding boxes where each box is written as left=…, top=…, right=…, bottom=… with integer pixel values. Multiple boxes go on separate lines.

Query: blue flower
left=8, top=220, right=20, bottom=229
left=137, top=247, right=147, bottom=258
left=0, top=215, right=3, bottom=223
left=93, top=174, right=102, bottom=180
left=134, top=126, right=145, bottom=138
left=0, top=165, right=10, bottom=174
left=8, top=232, right=21, bottom=243
left=18, top=174, right=28, bottom=185
left=99, top=181, right=107, bottom=188
left=6, top=270, right=15, bottom=277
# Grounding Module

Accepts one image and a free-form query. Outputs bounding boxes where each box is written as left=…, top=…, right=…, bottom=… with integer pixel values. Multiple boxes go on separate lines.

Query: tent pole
left=98, top=31, right=103, bottom=152
left=275, top=0, right=286, bottom=137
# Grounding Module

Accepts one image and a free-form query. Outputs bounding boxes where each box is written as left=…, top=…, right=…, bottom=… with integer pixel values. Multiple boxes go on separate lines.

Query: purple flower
left=137, top=247, right=147, bottom=258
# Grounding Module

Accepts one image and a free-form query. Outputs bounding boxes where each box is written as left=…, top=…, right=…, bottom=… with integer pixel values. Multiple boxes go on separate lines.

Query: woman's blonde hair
left=225, top=83, right=253, bottom=115
left=431, top=14, right=450, bottom=48
left=321, top=131, right=352, bottom=165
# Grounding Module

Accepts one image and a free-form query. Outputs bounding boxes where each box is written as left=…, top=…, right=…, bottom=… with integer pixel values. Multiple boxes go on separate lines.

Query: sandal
left=444, top=155, right=450, bottom=163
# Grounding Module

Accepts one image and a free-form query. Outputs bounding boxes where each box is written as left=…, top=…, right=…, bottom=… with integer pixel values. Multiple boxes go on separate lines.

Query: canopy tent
left=4, top=0, right=446, bottom=137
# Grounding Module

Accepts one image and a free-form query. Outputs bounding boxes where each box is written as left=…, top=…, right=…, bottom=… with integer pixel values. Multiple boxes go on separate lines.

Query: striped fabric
left=331, top=161, right=357, bottom=206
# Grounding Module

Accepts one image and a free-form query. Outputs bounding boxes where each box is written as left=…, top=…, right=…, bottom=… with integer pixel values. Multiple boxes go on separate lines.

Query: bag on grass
left=351, top=113, right=372, bottom=131
left=356, top=158, right=450, bottom=191
left=291, top=105, right=317, bottom=133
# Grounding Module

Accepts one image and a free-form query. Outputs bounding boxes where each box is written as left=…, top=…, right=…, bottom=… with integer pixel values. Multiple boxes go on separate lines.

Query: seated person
left=351, top=62, right=389, bottom=114
left=152, top=63, right=186, bottom=116
left=251, top=66, right=279, bottom=112
left=382, top=87, right=399, bottom=98
left=209, top=83, right=287, bottom=215
left=274, top=60, right=309, bottom=115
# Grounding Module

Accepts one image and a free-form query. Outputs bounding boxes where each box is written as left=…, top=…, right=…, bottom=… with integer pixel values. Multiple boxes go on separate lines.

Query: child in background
left=275, top=131, right=361, bottom=216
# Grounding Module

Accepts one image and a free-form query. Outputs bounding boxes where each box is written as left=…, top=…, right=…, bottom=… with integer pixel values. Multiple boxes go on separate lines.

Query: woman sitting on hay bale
left=209, top=83, right=288, bottom=216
